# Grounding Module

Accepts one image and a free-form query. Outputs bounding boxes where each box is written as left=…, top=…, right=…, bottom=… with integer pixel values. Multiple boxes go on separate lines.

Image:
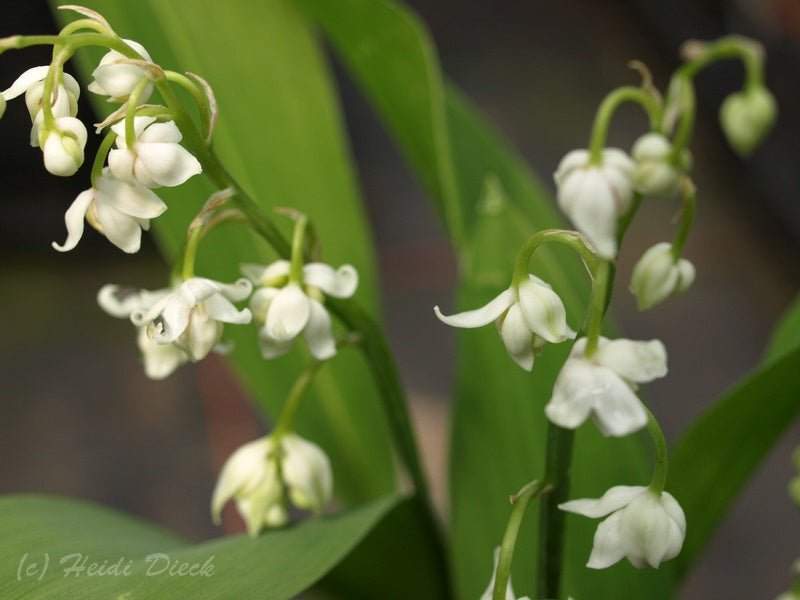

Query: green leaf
left=297, top=1, right=672, bottom=598
left=51, top=0, right=394, bottom=504
left=670, top=298, right=800, bottom=579
left=0, top=493, right=399, bottom=599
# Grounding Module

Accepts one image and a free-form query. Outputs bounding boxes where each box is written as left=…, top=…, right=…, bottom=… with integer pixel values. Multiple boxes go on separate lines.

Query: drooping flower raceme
left=88, top=39, right=153, bottom=103
left=559, top=485, right=686, bottom=569
left=211, top=432, right=333, bottom=537
left=544, top=336, right=667, bottom=437
left=131, top=277, right=253, bottom=362
left=97, top=284, right=189, bottom=379
left=434, top=275, right=574, bottom=371
left=53, top=168, right=166, bottom=253
left=242, top=260, right=358, bottom=361
left=109, top=116, right=202, bottom=188
left=629, top=242, right=695, bottom=310
left=631, top=133, right=690, bottom=197
left=554, top=148, right=635, bottom=259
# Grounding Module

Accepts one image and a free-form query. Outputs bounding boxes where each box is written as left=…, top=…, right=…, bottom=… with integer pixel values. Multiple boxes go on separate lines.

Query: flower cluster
left=211, top=432, right=333, bottom=536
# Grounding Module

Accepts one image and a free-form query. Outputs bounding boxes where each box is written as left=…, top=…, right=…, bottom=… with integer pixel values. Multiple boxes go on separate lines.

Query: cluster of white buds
left=211, top=432, right=333, bottom=536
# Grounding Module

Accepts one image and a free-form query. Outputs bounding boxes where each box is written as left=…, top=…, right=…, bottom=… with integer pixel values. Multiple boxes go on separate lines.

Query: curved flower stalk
left=53, top=168, right=166, bottom=253
left=211, top=432, right=333, bottom=537
left=480, top=548, right=531, bottom=600
left=97, top=284, right=189, bottom=379
left=434, top=275, right=574, bottom=371
left=1, top=66, right=80, bottom=146
left=544, top=336, right=667, bottom=437
left=554, top=148, right=634, bottom=260
left=109, top=116, right=202, bottom=188
left=242, top=259, right=358, bottom=360
left=131, top=277, right=253, bottom=361
left=559, top=485, right=686, bottom=569
left=88, top=39, right=153, bottom=103
left=629, top=242, right=695, bottom=310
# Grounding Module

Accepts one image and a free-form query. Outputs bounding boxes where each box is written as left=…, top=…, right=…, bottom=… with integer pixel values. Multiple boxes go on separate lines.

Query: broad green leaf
left=297, top=2, right=670, bottom=598
left=51, top=0, right=394, bottom=504
left=0, top=493, right=399, bottom=599
left=670, top=300, right=800, bottom=578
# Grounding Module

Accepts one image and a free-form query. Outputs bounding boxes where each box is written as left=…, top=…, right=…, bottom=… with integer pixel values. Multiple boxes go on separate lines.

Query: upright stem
left=671, top=180, right=696, bottom=259
left=273, top=361, right=324, bottom=438
left=289, top=215, right=309, bottom=284
left=645, top=407, right=669, bottom=493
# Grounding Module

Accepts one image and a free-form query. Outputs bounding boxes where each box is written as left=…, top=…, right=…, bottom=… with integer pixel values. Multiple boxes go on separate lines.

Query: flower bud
left=88, top=39, right=154, bottom=103
left=41, top=116, right=87, bottom=176
left=719, top=87, right=777, bottom=156
left=630, top=242, right=695, bottom=310
left=631, top=133, right=691, bottom=197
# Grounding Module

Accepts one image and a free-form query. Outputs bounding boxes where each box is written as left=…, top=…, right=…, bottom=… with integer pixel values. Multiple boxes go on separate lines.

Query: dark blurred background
left=1, top=1, right=798, bottom=598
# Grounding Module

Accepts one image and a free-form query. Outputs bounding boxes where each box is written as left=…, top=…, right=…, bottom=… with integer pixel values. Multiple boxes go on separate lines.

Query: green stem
left=125, top=77, right=151, bottom=147
left=588, top=86, right=662, bottom=164
left=668, top=75, right=696, bottom=159
left=273, top=361, right=324, bottom=438
left=289, top=215, right=309, bottom=283
left=645, top=406, right=669, bottom=493
left=165, top=71, right=213, bottom=140
left=493, top=480, right=550, bottom=600
left=41, top=48, right=69, bottom=131
left=90, top=130, right=117, bottom=186
left=583, top=261, right=610, bottom=357
left=58, top=18, right=108, bottom=37
left=671, top=180, right=696, bottom=260
left=512, top=229, right=600, bottom=286
left=181, top=224, right=204, bottom=280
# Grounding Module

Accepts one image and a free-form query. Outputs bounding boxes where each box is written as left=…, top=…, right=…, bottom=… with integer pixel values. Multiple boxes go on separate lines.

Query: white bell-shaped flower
left=719, top=87, right=777, bottom=156
left=559, top=485, right=686, bottom=569
left=53, top=169, right=166, bottom=253
left=97, top=284, right=189, bottom=379
left=1, top=65, right=80, bottom=146
left=242, top=259, right=358, bottom=361
left=88, top=39, right=154, bottom=103
left=108, top=116, right=202, bottom=188
left=479, top=548, right=531, bottom=600
left=131, top=277, right=253, bottom=361
left=544, top=336, right=667, bottom=437
left=554, top=148, right=634, bottom=259
left=41, top=116, right=87, bottom=176
left=629, top=242, right=695, bottom=310
left=434, top=275, right=574, bottom=371
left=211, top=432, right=333, bottom=537
left=631, top=133, right=690, bottom=197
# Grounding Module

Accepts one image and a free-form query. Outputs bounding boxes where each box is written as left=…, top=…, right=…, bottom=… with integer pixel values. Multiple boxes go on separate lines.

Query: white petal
left=553, top=149, right=590, bottom=187
left=595, top=338, right=667, bottom=384
left=180, top=278, right=224, bottom=306
left=137, top=328, right=188, bottom=379
left=499, top=303, right=534, bottom=371
left=304, top=299, right=336, bottom=360
left=97, top=174, right=167, bottom=219
left=586, top=511, right=628, bottom=569
left=97, top=284, right=146, bottom=318
left=544, top=359, right=599, bottom=429
left=257, top=329, right=294, bottom=359
left=590, top=369, right=648, bottom=437
left=675, top=258, right=695, bottom=295
left=139, top=120, right=182, bottom=144
left=43, top=118, right=87, bottom=177
left=659, top=491, right=687, bottom=537
left=281, top=434, right=333, bottom=512
left=266, top=284, right=310, bottom=341
left=210, top=437, right=272, bottom=523
left=52, top=189, right=94, bottom=252
left=215, top=277, right=254, bottom=303
left=148, top=294, right=191, bottom=344
left=620, top=492, right=672, bottom=568
left=434, top=288, right=514, bottom=328
left=560, top=170, right=619, bottom=260
left=110, top=115, right=157, bottom=144
left=107, top=148, right=137, bottom=181
left=181, top=311, right=222, bottom=360
left=136, top=142, right=202, bottom=187
left=2, top=66, right=49, bottom=100
left=517, top=276, right=571, bottom=343
left=93, top=195, right=143, bottom=253
left=250, top=287, right=280, bottom=322
left=204, top=294, right=252, bottom=325
left=241, top=260, right=290, bottom=285
left=303, top=263, right=359, bottom=298
left=92, top=63, right=152, bottom=101
left=559, top=485, right=646, bottom=518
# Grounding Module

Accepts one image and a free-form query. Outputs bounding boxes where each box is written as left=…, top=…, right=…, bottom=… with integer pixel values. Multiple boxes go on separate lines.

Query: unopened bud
left=630, top=242, right=695, bottom=310
left=719, top=87, right=777, bottom=156
left=632, top=133, right=691, bottom=197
